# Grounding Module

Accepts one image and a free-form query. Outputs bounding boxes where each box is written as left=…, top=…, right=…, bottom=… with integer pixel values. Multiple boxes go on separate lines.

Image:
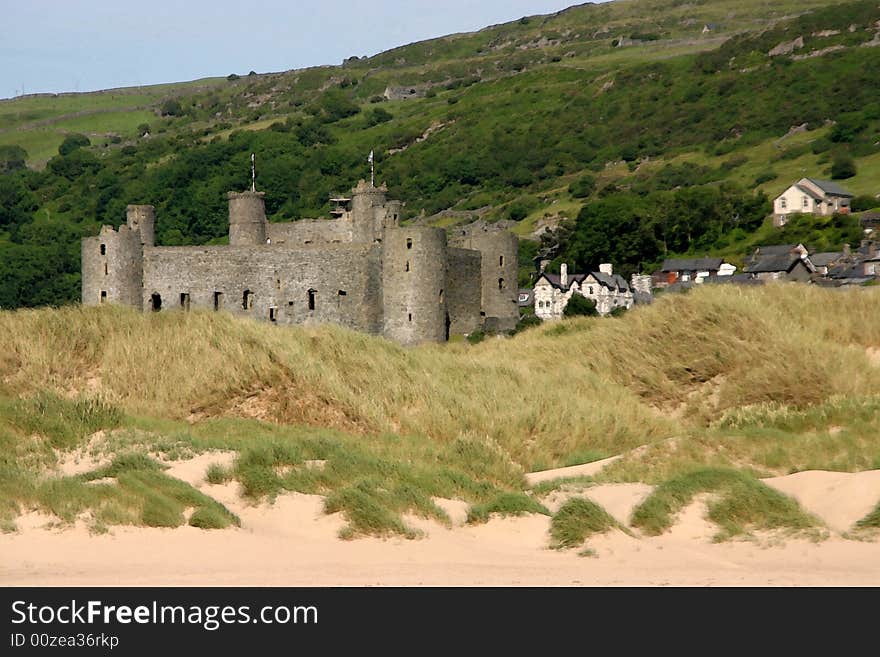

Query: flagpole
left=251, top=153, right=256, bottom=192
left=370, top=150, right=374, bottom=187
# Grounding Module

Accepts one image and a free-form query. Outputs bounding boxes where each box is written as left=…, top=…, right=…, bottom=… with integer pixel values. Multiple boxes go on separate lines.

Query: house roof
left=538, top=270, right=630, bottom=292
left=752, top=244, right=802, bottom=256
left=804, top=178, right=854, bottom=197
left=538, top=272, right=587, bottom=291
left=794, top=184, right=823, bottom=200
left=809, top=252, right=843, bottom=268
left=743, top=254, right=804, bottom=273
left=661, top=257, right=724, bottom=272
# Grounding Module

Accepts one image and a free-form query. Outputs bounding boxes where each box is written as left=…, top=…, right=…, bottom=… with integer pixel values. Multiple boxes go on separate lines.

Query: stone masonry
left=81, top=180, right=519, bottom=346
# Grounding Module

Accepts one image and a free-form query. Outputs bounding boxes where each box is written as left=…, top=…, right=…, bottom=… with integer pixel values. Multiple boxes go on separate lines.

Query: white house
left=773, top=178, right=853, bottom=227
left=533, top=263, right=633, bottom=319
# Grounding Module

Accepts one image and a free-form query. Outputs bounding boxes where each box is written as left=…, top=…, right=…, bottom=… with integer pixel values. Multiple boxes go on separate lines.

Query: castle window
left=100, top=290, right=107, bottom=303
left=498, top=277, right=505, bottom=290
left=499, top=255, right=504, bottom=266
left=100, top=244, right=106, bottom=255
left=151, top=293, right=162, bottom=311
left=269, top=307, right=277, bottom=322
left=180, top=293, right=190, bottom=311
left=406, top=238, right=413, bottom=249
left=338, top=290, right=347, bottom=297
left=243, top=289, right=253, bottom=310
left=308, top=289, right=316, bottom=311
left=213, top=292, right=223, bottom=311
left=408, top=313, right=412, bottom=322
left=104, top=263, right=108, bottom=275
left=276, top=279, right=282, bottom=290
left=405, top=261, right=410, bottom=272
left=439, top=289, right=444, bottom=304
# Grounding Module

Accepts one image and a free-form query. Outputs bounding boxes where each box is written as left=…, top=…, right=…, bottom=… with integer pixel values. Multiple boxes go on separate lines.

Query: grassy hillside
left=1, top=285, right=878, bottom=536
left=3, top=0, right=880, bottom=306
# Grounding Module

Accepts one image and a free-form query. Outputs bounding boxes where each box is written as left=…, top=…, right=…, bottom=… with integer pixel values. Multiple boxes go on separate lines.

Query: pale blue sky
left=1, top=1, right=593, bottom=99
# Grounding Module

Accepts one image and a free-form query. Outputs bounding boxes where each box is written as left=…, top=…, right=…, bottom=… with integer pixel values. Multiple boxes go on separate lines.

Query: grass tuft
left=467, top=492, right=549, bottom=524
left=550, top=497, right=620, bottom=549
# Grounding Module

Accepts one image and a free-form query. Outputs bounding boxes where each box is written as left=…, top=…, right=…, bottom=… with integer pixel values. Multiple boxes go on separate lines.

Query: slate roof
left=795, top=184, right=823, bottom=200
left=661, top=257, right=724, bottom=272
left=538, top=270, right=630, bottom=292
left=809, top=252, right=843, bottom=268
left=743, top=254, right=803, bottom=273
left=752, top=244, right=801, bottom=256
left=804, top=178, right=853, bottom=198
left=539, top=272, right=587, bottom=291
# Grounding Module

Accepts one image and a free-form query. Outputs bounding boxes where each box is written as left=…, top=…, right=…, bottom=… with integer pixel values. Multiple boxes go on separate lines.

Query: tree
left=58, top=134, right=90, bottom=156
left=563, top=294, right=598, bottom=317
left=831, top=152, right=856, bottom=180
left=0, top=145, right=27, bottom=173
left=568, top=174, right=596, bottom=198
left=160, top=99, right=184, bottom=116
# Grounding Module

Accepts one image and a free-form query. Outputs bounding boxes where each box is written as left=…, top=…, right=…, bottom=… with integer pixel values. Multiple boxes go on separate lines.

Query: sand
left=3, top=455, right=880, bottom=587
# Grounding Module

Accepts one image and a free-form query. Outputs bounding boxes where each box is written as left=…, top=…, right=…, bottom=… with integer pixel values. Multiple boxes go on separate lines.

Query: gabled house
left=653, top=257, right=737, bottom=288
left=773, top=178, right=853, bottom=226
left=533, top=263, right=633, bottom=319
left=743, top=244, right=816, bottom=281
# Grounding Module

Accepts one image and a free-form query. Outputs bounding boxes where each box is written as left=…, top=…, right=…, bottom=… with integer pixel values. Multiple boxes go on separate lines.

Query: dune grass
left=550, top=498, right=622, bottom=550
left=466, top=492, right=550, bottom=525
left=630, top=468, right=818, bottom=540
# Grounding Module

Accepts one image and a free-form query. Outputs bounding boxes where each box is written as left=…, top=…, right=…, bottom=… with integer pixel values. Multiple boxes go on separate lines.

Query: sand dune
left=3, top=457, right=879, bottom=586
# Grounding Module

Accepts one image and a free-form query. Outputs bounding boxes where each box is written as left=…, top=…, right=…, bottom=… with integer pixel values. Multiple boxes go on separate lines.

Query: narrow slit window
left=243, top=289, right=253, bottom=310
left=405, top=261, right=410, bottom=272
left=498, top=277, right=505, bottom=290
left=180, top=293, right=190, bottom=311
left=104, top=263, right=108, bottom=275
left=406, top=238, right=413, bottom=249
left=100, top=244, right=106, bottom=255
left=276, top=279, right=282, bottom=290
left=408, top=313, right=412, bottom=322
left=213, top=292, right=223, bottom=311
left=439, top=289, right=444, bottom=304
left=269, top=307, right=277, bottom=322
left=100, top=290, right=107, bottom=304
left=308, top=289, right=316, bottom=311
left=151, top=293, right=162, bottom=311
left=499, top=255, right=504, bottom=266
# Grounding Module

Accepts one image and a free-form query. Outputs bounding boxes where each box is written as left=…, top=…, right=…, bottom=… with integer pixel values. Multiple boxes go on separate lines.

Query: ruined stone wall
left=82, top=225, right=144, bottom=309
left=267, top=219, right=353, bottom=246
left=228, top=191, right=267, bottom=246
left=142, top=244, right=383, bottom=333
left=446, top=248, right=482, bottom=335
left=126, top=205, right=155, bottom=247
left=449, top=224, right=519, bottom=331
left=381, top=227, right=448, bottom=345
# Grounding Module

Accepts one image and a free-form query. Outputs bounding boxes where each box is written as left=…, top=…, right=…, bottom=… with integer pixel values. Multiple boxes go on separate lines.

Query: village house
left=652, top=257, right=737, bottom=288
left=533, top=263, right=633, bottom=319
left=823, top=240, right=880, bottom=284
left=742, top=244, right=816, bottom=281
left=773, top=178, right=853, bottom=227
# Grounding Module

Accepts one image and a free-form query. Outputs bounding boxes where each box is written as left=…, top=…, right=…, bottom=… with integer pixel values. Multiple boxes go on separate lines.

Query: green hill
left=2, top=0, right=880, bottom=307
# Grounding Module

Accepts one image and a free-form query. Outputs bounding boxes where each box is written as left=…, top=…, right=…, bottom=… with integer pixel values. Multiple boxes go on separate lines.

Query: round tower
left=228, top=191, right=267, bottom=246
left=382, top=227, right=448, bottom=345
left=81, top=224, right=143, bottom=309
left=126, top=204, right=155, bottom=247
left=350, top=180, right=388, bottom=243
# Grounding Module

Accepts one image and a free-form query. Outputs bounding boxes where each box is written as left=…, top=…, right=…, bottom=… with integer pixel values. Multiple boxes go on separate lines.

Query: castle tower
left=449, top=223, right=519, bottom=332
left=126, top=204, right=155, bottom=247
left=228, top=191, right=267, bottom=246
left=81, top=224, right=144, bottom=309
left=350, top=180, right=395, bottom=243
left=382, top=227, right=448, bottom=345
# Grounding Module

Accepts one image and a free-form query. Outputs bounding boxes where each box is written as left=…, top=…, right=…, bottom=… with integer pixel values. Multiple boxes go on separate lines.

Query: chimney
left=560, top=263, right=568, bottom=287
left=599, top=263, right=613, bottom=275
left=843, top=243, right=852, bottom=260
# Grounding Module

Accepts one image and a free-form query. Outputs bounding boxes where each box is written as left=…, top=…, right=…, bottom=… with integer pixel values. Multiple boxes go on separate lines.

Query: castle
left=81, top=180, right=519, bottom=345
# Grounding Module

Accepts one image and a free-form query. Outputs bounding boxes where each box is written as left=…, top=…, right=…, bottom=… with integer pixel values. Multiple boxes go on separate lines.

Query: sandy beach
left=2, top=453, right=879, bottom=587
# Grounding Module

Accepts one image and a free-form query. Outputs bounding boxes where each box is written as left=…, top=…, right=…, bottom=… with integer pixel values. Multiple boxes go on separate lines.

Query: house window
left=150, top=293, right=162, bottom=311
left=100, top=244, right=106, bottom=255
left=308, top=289, right=316, bottom=311
left=213, top=292, right=223, bottom=311
left=589, top=286, right=593, bottom=295
left=406, top=238, right=413, bottom=249
left=803, top=196, right=809, bottom=208
left=100, top=290, right=107, bottom=304
left=180, top=293, right=190, bottom=311
left=243, top=289, right=253, bottom=310
left=780, top=198, right=787, bottom=209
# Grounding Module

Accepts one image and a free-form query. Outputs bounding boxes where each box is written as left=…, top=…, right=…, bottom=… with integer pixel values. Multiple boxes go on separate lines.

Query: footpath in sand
left=2, top=454, right=880, bottom=586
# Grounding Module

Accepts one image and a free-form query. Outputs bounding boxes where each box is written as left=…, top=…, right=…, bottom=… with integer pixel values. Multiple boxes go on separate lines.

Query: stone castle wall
left=142, top=244, right=383, bottom=334
left=446, top=248, right=482, bottom=335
